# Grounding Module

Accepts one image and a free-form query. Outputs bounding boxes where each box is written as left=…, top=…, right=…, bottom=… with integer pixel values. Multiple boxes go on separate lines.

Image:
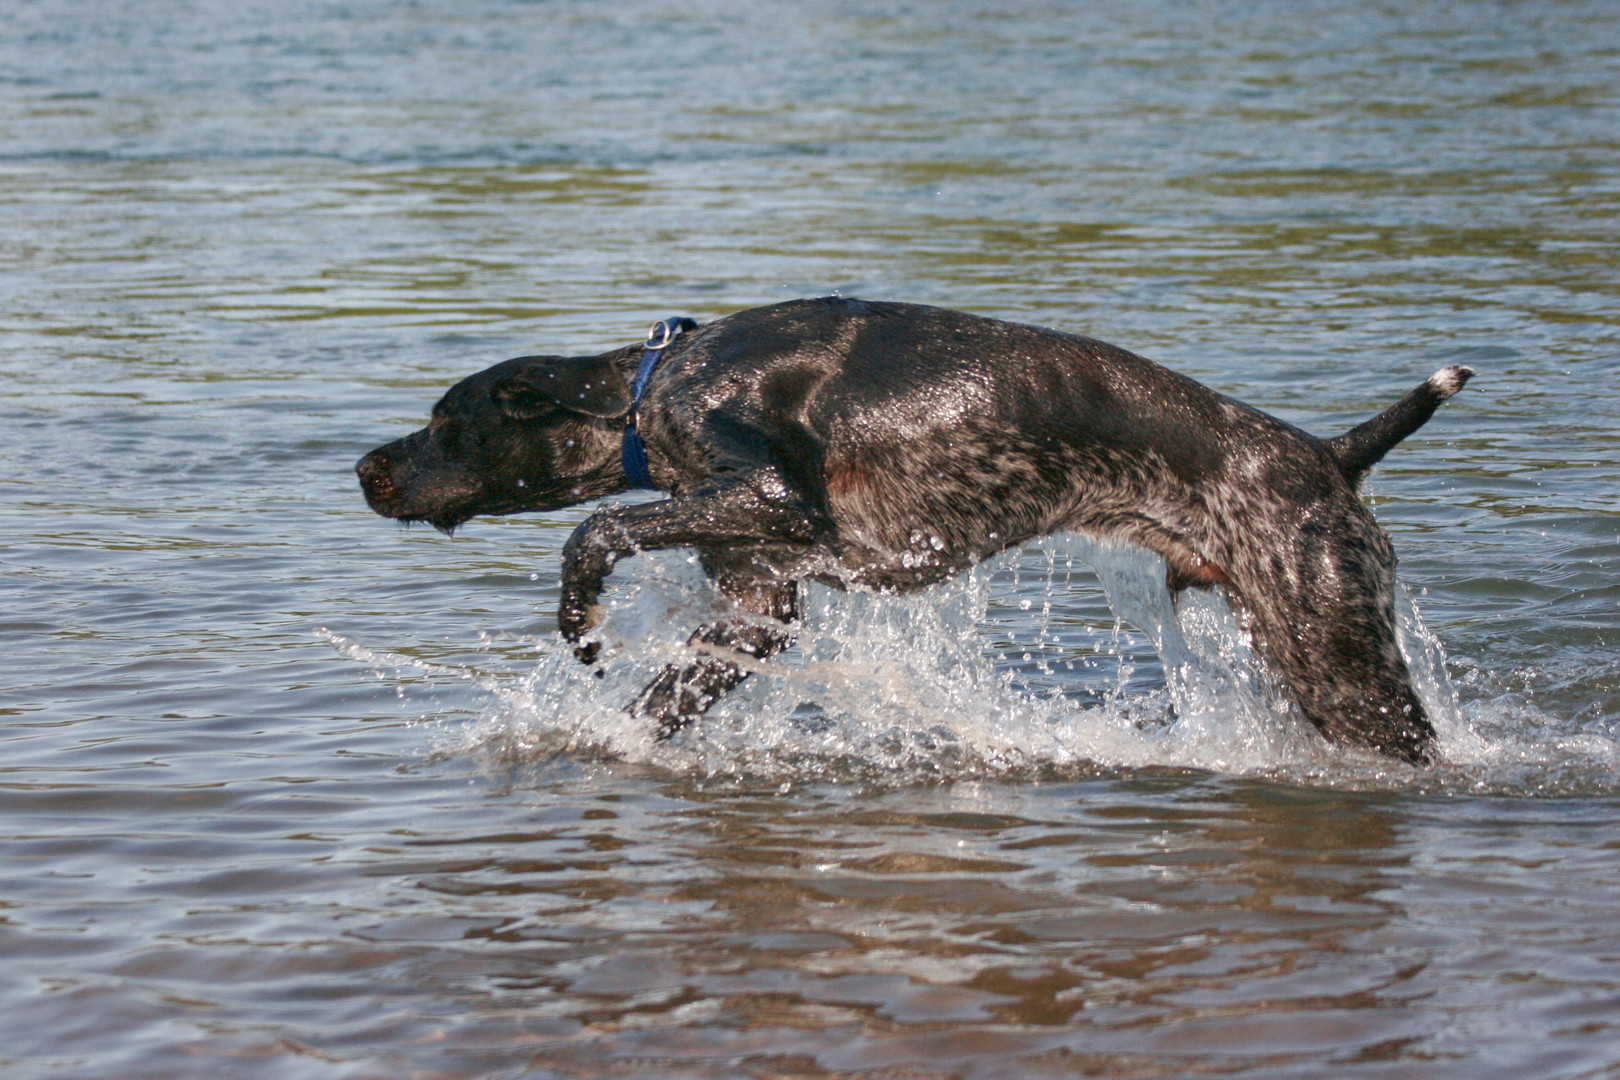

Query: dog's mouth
left=377, top=506, right=473, bottom=534
left=422, top=507, right=477, bottom=534
left=371, top=500, right=478, bottom=536
left=365, top=489, right=480, bottom=534
left=356, top=451, right=482, bottom=533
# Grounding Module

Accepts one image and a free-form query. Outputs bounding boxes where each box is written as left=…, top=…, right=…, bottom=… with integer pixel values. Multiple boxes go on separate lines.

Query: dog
left=357, top=297, right=1472, bottom=764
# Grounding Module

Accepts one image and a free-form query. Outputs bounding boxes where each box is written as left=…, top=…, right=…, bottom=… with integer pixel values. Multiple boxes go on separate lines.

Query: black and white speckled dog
left=357, top=298, right=1472, bottom=764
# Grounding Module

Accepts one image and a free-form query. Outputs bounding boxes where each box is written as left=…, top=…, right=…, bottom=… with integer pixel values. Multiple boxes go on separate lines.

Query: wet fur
left=358, top=298, right=1471, bottom=764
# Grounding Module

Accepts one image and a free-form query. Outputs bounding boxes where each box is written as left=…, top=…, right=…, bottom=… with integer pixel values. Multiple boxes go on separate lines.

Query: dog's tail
left=1323, top=366, right=1473, bottom=485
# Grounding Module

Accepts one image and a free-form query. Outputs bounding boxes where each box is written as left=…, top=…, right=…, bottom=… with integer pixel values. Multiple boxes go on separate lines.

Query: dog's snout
left=356, top=451, right=396, bottom=504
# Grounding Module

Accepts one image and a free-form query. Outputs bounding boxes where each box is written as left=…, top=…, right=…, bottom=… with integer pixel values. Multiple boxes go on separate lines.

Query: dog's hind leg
left=1225, top=505, right=1437, bottom=765
left=1254, top=607, right=1435, bottom=765
left=629, top=576, right=799, bottom=739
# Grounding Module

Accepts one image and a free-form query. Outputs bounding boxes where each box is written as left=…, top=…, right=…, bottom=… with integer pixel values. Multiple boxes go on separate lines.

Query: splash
left=1390, top=587, right=1620, bottom=794
left=406, top=535, right=1565, bottom=788
left=326, top=534, right=1619, bottom=791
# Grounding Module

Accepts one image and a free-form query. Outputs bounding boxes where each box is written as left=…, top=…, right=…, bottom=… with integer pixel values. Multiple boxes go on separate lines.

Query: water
left=3, top=1, right=1619, bottom=1076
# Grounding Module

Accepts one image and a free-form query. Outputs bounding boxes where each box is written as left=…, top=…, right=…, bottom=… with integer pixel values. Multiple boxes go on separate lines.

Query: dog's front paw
left=562, top=603, right=606, bottom=665
left=558, top=591, right=602, bottom=640
left=559, top=518, right=629, bottom=646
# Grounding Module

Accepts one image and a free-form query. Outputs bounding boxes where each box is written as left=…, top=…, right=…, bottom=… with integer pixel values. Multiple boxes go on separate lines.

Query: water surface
left=3, top=2, right=1618, bottom=1077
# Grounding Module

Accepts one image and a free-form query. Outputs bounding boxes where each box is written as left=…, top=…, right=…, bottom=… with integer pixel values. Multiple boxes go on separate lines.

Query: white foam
left=440, top=540, right=1353, bottom=782
left=336, top=538, right=1620, bottom=792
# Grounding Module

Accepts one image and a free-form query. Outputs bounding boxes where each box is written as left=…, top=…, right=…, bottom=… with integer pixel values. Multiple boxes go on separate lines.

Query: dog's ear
left=493, top=355, right=632, bottom=420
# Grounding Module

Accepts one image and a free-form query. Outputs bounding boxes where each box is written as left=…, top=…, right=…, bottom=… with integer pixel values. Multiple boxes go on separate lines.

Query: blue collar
left=622, top=316, right=697, bottom=489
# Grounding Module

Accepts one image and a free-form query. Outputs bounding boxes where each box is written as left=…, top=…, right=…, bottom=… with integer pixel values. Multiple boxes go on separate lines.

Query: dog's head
left=356, top=346, right=639, bottom=531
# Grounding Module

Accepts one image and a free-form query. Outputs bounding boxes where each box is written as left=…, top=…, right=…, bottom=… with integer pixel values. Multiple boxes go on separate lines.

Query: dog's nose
left=356, top=452, right=396, bottom=504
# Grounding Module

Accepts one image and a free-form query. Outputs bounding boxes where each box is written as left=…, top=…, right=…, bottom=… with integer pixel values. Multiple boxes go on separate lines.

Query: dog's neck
left=619, top=317, right=698, bottom=492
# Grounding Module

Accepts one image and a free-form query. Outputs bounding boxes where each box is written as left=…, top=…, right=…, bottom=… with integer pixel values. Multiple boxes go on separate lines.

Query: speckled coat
left=358, top=297, right=1471, bottom=763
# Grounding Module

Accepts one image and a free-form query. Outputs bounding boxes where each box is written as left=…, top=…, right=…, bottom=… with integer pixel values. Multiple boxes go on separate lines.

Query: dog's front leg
left=558, top=477, right=820, bottom=650
left=630, top=577, right=800, bottom=738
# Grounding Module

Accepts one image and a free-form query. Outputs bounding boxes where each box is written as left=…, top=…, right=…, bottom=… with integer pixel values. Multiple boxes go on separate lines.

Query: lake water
left=3, top=1, right=1619, bottom=1076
